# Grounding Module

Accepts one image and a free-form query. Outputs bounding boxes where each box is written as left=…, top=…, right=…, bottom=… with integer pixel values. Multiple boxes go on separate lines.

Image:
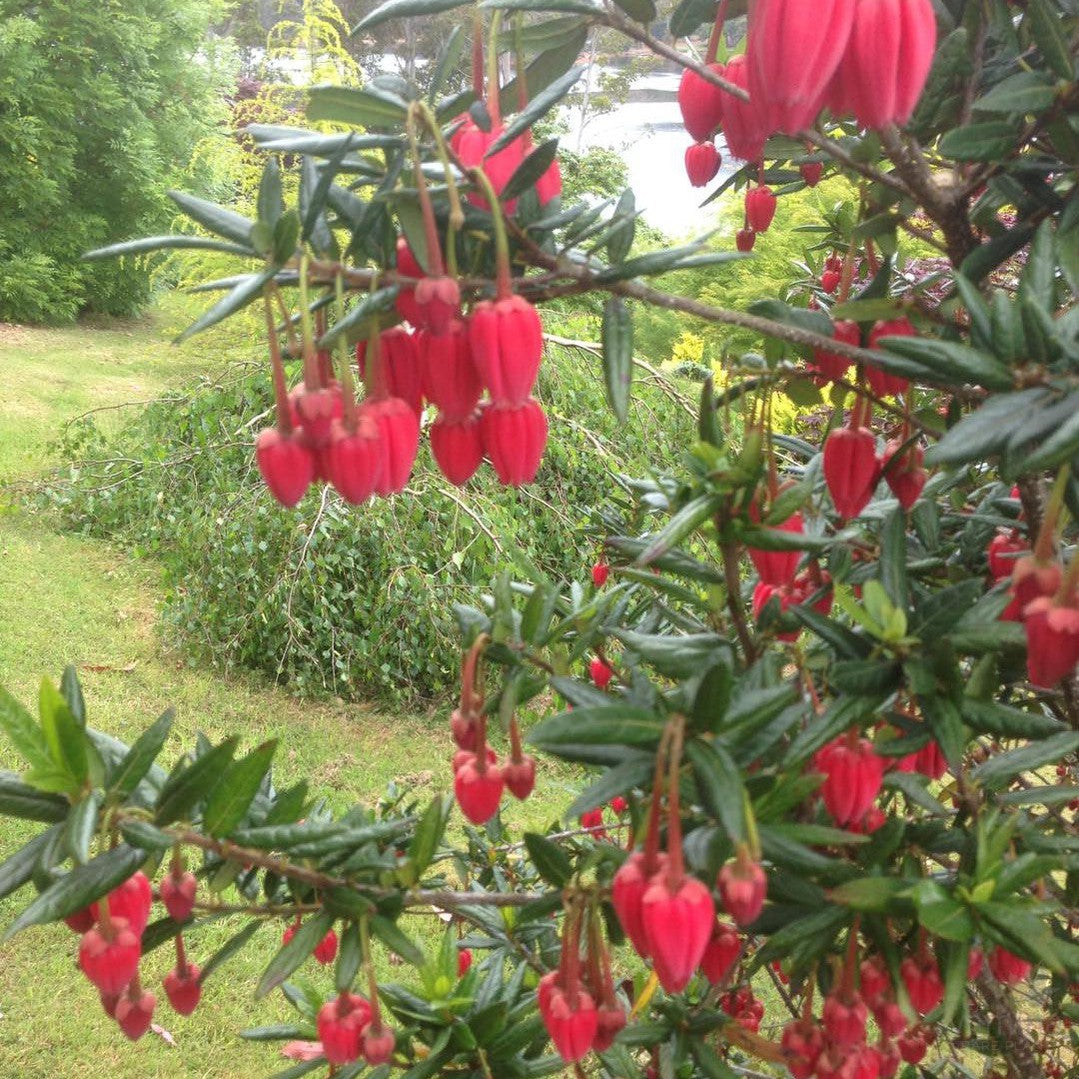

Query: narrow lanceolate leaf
left=371, top=915, right=425, bottom=966
left=1025, top=0, right=1073, bottom=80
left=0, top=772, right=68, bottom=823
left=318, top=287, right=398, bottom=349
left=601, top=296, right=633, bottom=423
left=256, top=912, right=335, bottom=999
left=488, top=67, right=584, bottom=156
left=938, top=121, right=1017, bottom=160
left=4, top=844, right=145, bottom=939
left=635, top=493, right=723, bottom=566
left=65, top=791, right=101, bottom=864
left=38, top=678, right=87, bottom=787
left=154, top=737, right=239, bottom=826
left=0, top=826, right=60, bottom=903
left=175, top=270, right=278, bottom=344
left=200, top=921, right=263, bottom=985
left=352, top=0, right=470, bottom=32
left=499, top=26, right=590, bottom=117
left=686, top=740, right=746, bottom=842
left=524, top=833, right=573, bottom=886
left=84, top=235, right=257, bottom=260
left=202, top=740, right=278, bottom=837
left=168, top=191, right=256, bottom=247
left=501, top=138, right=560, bottom=202
left=971, top=732, right=1079, bottom=789
left=669, top=0, right=717, bottom=36
left=405, top=796, right=449, bottom=883
left=528, top=707, right=666, bottom=748
left=108, top=707, right=174, bottom=801
left=0, top=686, right=53, bottom=773
left=306, top=84, right=409, bottom=128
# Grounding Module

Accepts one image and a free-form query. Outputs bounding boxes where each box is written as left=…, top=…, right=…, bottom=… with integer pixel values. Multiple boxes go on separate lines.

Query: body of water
left=568, top=69, right=737, bottom=238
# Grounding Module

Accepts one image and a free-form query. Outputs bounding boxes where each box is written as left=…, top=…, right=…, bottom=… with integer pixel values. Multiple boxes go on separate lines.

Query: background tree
left=0, top=0, right=231, bottom=322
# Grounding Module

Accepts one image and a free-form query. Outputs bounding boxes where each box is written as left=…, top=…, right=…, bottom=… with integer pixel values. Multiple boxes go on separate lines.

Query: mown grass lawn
left=0, top=309, right=577, bottom=1077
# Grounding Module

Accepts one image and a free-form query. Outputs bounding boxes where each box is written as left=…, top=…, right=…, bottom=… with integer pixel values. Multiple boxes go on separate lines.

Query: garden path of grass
left=0, top=312, right=570, bottom=1077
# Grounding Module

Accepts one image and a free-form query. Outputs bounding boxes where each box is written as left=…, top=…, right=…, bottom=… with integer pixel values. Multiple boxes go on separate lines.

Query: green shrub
left=45, top=343, right=693, bottom=703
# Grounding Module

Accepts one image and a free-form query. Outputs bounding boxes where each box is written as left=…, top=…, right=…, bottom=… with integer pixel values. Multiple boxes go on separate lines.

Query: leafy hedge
left=45, top=342, right=693, bottom=702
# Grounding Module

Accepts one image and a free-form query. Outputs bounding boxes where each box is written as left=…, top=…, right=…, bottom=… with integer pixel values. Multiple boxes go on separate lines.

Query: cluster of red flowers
left=539, top=904, right=627, bottom=1061
left=256, top=234, right=550, bottom=508
left=987, top=506, right=1079, bottom=688
left=316, top=990, right=396, bottom=1068
left=450, top=636, right=536, bottom=824
left=679, top=0, right=935, bottom=250
left=782, top=940, right=1027, bottom=1079
left=68, top=865, right=200, bottom=1040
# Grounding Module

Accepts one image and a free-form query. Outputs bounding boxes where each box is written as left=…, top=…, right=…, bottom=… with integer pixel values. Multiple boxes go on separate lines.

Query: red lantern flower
left=357, top=328, right=425, bottom=416
left=746, top=0, right=856, bottom=134
left=736, top=227, right=757, bottom=252
left=366, top=397, right=421, bottom=497
left=420, top=321, right=482, bottom=421
left=809, top=319, right=859, bottom=384
left=719, top=55, right=770, bottom=162
left=882, top=438, right=927, bottom=510
left=717, top=848, right=767, bottom=926
left=430, top=414, right=484, bottom=486
left=469, top=294, right=544, bottom=405
left=685, top=142, right=722, bottom=187
left=255, top=427, right=317, bottom=508
left=1023, top=595, right=1079, bottom=687
left=814, top=734, right=885, bottom=825
left=326, top=414, right=384, bottom=505
left=480, top=398, right=548, bottom=486
left=744, top=185, right=777, bottom=233
left=823, top=423, right=880, bottom=519
left=677, top=63, right=727, bottom=142
left=866, top=317, right=915, bottom=397
left=451, top=118, right=528, bottom=212
left=828, top=0, right=937, bottom=129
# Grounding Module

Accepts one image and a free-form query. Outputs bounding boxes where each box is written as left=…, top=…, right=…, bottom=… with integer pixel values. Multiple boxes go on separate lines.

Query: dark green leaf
left=612, top=0, right=656, bottom=21
left=925, top=388, right=1051, bottom=467
left=353, top=0, right=469, bottom=31
left=910, top=879, right=974, bottom=941
left=971, top=732, right=1079, bottom=789
left=938, top=121, right=1017, bottom=160
left=0, top=686, right=52, bottom=773
left=613, top=629, right=730, bottom=679
left=0, top=772, right=68, bottom=823
left=175, top=270, right=277, bottom=344
left=528, top=707, right=666, bottom=749
left=64, top=792, right=100, bottom=864
left=960, top=698, right=1065, bottom=739
left=489, top=67, right=584, bottom=156
left=318, top=287, right=398, bottom=350
left=875, top=335, right=1013, bottom=392
left=108, top=708, right=174, bottom=801
left=120, top=819, right=175, bottom=852
left=974, top=72, right=1056, bottom=114
left=634, top=493, right=722, bottom=566
left=154, top=737, right=239, bottom=826
left=405, top=796, right=448, bottom=883
left=84, top=235, right=255, bottom=261
left=499, top=26, right=590, bottom=116
left=4, top=844, right=144, bottom=939
left=60, top=667, right=85, bottom=726
left=371, top=914, right=424, bottom=966
left=38, top=678, right=86, bottom=787
left=601, top=296, right=634, bottom=423
left=306, top=84, right=408, bottom=127
left=256, top=912, right=335, bottom=999
left=257, top=157, right=285, bottom=230
left=669, top=0, right=716, bottom=35
left=565, top=756, right=654, bottom=818
left=502, top=138, right=560, bottom=202
left=169, top=191, right=256, bottom=247
left=523, top=833, right=572, bottom=886
left=0, top=826, right=60, bottom=902
left=1025, top=0, right=1073, bottom=79
left=203, top=740, right=278, bottom=837
left=687, top=740, right=745, bottom=842
left=335, top=921, right=363, bottom=993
